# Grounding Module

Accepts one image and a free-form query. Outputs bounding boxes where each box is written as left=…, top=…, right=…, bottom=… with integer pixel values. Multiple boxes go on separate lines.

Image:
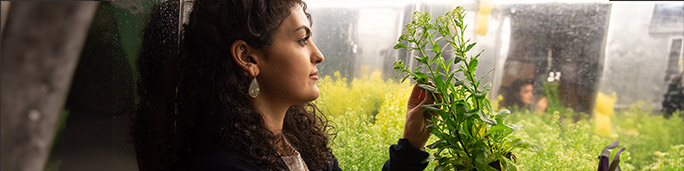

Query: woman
left=500, top=79, right=547, bottom=112
left=133, top=0, right=434, bottom=170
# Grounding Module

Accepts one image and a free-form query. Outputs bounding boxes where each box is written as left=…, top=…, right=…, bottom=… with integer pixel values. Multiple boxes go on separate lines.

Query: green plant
left=392, top=7, right=535, bottom=170
left=316, top=71, right=412, bottom=169
left=643, top=144, right=684, bottom=170
left=612, top=103, right=684, bottom=169
left=542, top=82, right=567, bottom=114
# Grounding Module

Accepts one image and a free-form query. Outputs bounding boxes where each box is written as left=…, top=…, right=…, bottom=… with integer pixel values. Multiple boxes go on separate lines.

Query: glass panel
left=47, top=1, right=170, bottom=170
left=307, top=0, right=684, bottom=170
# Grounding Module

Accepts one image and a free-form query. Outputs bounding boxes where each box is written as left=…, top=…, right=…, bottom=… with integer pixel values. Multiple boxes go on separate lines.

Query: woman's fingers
left=407, top=83, right=426, bottom=109
left=409, top=82, right=440, bottom=110
left=420, top=85, right=435, bottom=105
left=403, top=82, right=439, bottom=149
left=418, top=82, right=441, bottom=119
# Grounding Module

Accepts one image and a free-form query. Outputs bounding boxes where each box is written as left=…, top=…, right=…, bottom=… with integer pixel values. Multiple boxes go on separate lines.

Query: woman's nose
left=310, top=42, right=324, bottom=64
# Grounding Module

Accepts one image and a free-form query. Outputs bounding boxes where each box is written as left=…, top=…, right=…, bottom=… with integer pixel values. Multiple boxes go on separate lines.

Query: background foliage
left=315, top=72, right=684, bottom=170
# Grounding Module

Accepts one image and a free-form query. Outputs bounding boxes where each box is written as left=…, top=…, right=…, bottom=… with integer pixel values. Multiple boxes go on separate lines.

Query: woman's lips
left=310, top=71, right=319, bottom=80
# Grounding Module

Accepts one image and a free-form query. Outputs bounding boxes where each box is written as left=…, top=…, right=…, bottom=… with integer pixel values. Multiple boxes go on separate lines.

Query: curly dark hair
left=500, top=79, right=534, bottom=110
left=132, top=0, right=333, bottom=170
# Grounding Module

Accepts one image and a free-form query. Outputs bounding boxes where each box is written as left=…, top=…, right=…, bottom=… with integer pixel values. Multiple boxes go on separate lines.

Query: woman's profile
left=133, top=0, right=435, bottom=170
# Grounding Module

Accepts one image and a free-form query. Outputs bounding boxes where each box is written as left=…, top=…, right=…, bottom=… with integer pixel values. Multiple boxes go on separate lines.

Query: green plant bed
left=506, top=107, right=684, bottom=170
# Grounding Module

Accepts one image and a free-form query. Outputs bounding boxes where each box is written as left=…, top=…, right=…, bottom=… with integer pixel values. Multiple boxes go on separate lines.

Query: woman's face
left=519, top=84, right=534, bottom=105
left=257, top=5, right=324, bottom=105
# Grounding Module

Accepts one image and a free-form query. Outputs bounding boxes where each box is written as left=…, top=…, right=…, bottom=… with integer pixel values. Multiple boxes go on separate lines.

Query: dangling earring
left=249, top=77, right=260, bottom=98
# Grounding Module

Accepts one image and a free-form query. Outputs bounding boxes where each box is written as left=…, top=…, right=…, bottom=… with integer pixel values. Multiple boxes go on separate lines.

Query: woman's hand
left=402, top=83, right=437, bottom=149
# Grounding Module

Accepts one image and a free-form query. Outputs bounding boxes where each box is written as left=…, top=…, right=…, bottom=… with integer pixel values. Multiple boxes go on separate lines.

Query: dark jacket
left=174, top=139, right=429, bottom=171
left=662, top=74, right=684, bottom=117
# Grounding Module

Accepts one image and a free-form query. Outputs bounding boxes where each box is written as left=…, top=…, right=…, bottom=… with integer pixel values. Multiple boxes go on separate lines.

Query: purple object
left=598, top=140, right=626, bottom=171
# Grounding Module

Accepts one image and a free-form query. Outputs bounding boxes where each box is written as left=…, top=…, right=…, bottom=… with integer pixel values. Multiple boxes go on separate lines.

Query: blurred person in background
left=500, top=79, right=548, bottom=113
left=662, top=71, right=684, bottom=118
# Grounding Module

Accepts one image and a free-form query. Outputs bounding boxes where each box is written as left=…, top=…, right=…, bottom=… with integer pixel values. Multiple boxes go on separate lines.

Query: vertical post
left=1, top=1, right=10, bottom=36
left=0, top=2, right=98, bottom=171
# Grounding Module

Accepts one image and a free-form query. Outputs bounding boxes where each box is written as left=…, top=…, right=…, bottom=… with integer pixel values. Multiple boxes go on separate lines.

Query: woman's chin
left=297, top=87, right=320, bottom=103
left=308, top=88, right=320, bottom=101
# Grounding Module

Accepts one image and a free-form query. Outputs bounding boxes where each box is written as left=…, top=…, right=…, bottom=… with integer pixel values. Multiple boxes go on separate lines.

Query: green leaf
left=426, top=123, right=439, bottom=132
left=413, top=65, right=423, bottom=72
left=474, top=49, right=485, bottom=59
left=482, top=98, right=493, bottom=113
left=394, top=42, right=409, bottom=49
left=481, top=82, right=492, bottom=93
left=473, top=150, right=497, bottom=171
left=498, top=155, right=518, bottom=171
left=393, top=60, right=405, bottom=70
left=432, top=52, right=443, bottom=63
left=418, top=83, right=439, bottom=94
left=400, top=74, right=411, bottom=83
left=464, top=111, right=477, bottom=118
left=455, top=19, right=463, bottom=30
left=495, top=109, right=511, bottom=123
left=465, top=42, right=476, bottom=52
left=427, top=139, right=447, bottom=149
left=425, top=103, right=448, bottom=108
left=422, top=104, right=445, bottom=113
left=474, top=92, right=487, bottom=99
left=479, top=68, right=495, bottom=84
left=414, top=56, right=424, bottom=63
left=434, top=75, right=444, bottom=90
left=486, top=123, right=514, bottom=136
left=457, top=79, right=475, bottom=92
left=453, top=103, right=466, bottom=115
left=434, top=165, right=447, bottom=171
left=413, top=71, right=429, bottom=81
left=468, top=58, right=479, bottom=73
left=415, top=56, right=430, bottom=65
left=478, top=110, right=497, bottom=125
left=433, top=44, right=440, bottom=53
left=474, top=83, right=491, bottom=99
left=453, top=56, right=464, bottom=64
left=510, top=138, right=541, bottom=153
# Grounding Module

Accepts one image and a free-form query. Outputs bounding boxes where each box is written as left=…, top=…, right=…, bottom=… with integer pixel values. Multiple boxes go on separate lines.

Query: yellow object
left=593, top=92, right=618, bottom=136
left=476, top=0, right=492, bottom=36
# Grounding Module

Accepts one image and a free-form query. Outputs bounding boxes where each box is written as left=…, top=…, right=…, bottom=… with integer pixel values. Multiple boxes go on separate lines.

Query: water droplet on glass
left=28, top=110, right=41, bottom=121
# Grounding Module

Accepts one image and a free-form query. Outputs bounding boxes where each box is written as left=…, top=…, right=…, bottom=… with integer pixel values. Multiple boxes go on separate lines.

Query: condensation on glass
left=46, top=0, right=170, bottom=170
left=305, top=0, right=683, bottom=114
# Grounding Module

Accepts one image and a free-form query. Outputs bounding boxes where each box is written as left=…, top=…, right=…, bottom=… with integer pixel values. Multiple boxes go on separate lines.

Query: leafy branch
left=393, top=7, right=538, bottom=171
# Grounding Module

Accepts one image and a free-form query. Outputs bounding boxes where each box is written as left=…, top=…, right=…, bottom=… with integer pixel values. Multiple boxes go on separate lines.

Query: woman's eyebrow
left=293, top=25, right=311, bottom=36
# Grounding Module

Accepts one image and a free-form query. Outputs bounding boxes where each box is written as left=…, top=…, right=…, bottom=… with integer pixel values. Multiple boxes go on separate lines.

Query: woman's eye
left=299, top=36, right=310, bottom=45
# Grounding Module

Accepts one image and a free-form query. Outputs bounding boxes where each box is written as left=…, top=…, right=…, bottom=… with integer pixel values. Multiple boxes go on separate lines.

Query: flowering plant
left=393, top=7, right=537, bottom=170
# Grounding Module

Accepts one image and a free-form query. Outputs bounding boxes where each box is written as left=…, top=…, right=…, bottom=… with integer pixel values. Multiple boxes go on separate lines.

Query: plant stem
left=487, top=137, right=494, bottom=154
left=454, top=122, right=471, bottom=158
left=418, top=45, right=436, bottom=81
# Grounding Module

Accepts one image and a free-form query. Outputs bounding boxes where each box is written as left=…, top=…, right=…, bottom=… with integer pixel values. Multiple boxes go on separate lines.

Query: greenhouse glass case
left=0, top=0, right=682, bottom=170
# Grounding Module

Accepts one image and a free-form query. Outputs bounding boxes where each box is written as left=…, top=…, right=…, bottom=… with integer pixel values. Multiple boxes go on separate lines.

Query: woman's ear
left=231, top=40, right=260, bottom=77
